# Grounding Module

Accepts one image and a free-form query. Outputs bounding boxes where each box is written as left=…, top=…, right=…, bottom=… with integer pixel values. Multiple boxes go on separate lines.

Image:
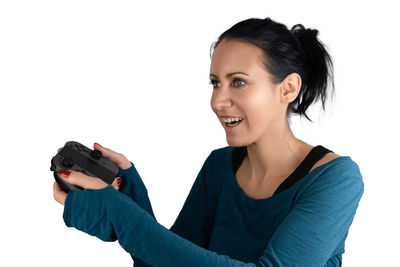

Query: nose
left=210, top=88, right=233, bottom=113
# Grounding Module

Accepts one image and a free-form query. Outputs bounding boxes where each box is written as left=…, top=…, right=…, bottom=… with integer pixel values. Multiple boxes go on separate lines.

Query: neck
left=244, top=119, right=312, bottom=184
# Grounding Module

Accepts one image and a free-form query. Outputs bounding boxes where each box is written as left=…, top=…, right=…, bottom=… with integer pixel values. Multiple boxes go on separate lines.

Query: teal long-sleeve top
left=62, top=145, right=364, bottom=266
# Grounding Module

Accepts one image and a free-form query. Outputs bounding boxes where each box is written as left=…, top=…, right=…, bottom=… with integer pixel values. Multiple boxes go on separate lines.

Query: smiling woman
left=55, top=16, right=363, bottom=267
left=206, top=17, right=344, bottom=200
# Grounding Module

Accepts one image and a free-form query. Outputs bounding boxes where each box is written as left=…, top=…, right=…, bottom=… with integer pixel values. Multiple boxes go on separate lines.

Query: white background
left=1, top=0, right=399, bottom=266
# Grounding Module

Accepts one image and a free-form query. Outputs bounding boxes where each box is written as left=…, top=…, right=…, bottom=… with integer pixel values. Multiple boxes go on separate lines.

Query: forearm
left=118, top=205, right=265, bottom=267
left=117, top=161, right=159, bottom=266
left=63, top=186, right=265, bottom=267
left=117, top=162, right=156, bottom=220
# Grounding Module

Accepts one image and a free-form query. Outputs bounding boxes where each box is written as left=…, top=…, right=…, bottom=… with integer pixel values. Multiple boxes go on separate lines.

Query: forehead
left=210, top=39, right=265, bottom=75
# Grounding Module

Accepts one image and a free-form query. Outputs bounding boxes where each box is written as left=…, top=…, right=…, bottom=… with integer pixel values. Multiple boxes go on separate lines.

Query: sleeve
left=63, top=185, right=261, bottom=267
left=121, top=153, right=214, bottom=266
left=116, top=162, right=157, bottom=266
left=62, top=160, right=364, bottom=267
left=117, top=161, right=156, bottom=220
left=258, top=167, right=364, bottom=266
left=119, top=152, right=213, bottom=266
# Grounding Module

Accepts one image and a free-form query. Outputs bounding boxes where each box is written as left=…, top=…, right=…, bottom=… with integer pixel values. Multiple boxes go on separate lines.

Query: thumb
left=93, top=143, right=129, bottom=168
left=94, top=143, right=118, bottom=160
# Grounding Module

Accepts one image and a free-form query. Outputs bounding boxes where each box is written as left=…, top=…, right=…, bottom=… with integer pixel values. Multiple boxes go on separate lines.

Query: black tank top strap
left=273, top=145, right=333, bottom=195
left=231, top=145, right=334, bottom=196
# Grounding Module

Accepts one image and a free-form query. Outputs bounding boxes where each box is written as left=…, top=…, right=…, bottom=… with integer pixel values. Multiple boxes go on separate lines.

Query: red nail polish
left=59, top=170, right=71, bottom=178
left=117, top=178, right=123, bottom=184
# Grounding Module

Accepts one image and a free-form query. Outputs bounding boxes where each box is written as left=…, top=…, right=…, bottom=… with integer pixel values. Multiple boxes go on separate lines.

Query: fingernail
left=94, top=142, right=102, bottom=147
left=116, top=178, right=123, bottom=185
left=59, top=170, right=71, bottom=178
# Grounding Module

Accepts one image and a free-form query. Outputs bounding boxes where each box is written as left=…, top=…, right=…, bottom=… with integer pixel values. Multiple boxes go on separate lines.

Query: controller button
left=62, top=157, right=74, bottom=168
left=91, top=149, right=102, bottom=159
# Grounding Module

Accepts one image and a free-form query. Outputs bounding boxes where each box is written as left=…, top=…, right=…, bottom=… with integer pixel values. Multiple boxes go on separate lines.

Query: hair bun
left=290, top=24, right=319, bottom=38
left=263, top=17, right=272, bottom=23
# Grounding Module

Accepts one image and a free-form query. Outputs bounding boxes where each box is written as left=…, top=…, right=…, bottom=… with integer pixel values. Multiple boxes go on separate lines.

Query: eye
left=209, top=80, right=219, bottom=89
left=233, top=78, right=246, bottom=88
left=209, top=78, right=246, bottom=89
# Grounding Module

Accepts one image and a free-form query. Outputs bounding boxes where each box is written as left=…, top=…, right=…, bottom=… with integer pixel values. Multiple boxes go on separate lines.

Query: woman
left=53, top=17, right=364, bottom=266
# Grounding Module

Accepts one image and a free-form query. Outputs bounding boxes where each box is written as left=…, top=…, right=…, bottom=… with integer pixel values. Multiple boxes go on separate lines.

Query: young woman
left=53, top=17, right=364, bottom=266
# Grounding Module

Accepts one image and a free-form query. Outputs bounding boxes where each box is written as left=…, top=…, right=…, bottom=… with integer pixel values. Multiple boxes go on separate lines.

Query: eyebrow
left=209, top=72, right=249, bottom=79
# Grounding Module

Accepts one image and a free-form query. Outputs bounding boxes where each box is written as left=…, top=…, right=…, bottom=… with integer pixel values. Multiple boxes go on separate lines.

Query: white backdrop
left=1, top=0, right=398, bottom=266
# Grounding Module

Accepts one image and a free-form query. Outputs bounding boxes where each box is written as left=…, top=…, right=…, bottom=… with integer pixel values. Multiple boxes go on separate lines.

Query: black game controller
left=50, top=141, right=119, bottom=193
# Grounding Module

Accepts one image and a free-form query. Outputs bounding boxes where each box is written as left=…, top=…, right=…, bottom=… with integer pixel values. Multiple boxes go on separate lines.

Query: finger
left=111, top=177, right=121, bottom=191
left=60, top=170, right=107, bottom=190
left=53, top=181, right=67, bottom=206
left=93, top=143, right=127, bottom=165
left=57, top=147, right=63, bottom=152
left=93, top=143, right=118, bottom=159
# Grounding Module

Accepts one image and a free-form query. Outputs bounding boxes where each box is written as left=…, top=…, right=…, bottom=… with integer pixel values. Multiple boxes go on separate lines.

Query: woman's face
left=209, top=39, right=286, bottom=147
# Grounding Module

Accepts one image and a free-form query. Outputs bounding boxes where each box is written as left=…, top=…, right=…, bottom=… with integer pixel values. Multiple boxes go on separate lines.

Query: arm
left=122, top=153, right=214, bottom=266
left=63, top=186, right=259, bottom=267
left=259, top=165, right=364, bottom=266
left=117, top=162, right=156, bottom=220
left=63, top=152, right=254, bottom=266
left=117, top=162, right=156, bottom=267
left=63, top=160, right=364, bottom=266
left=116, top=152, right=214, bottom=267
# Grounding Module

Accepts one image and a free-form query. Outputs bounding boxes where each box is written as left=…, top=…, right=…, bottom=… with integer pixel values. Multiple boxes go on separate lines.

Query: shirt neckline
left=227, top=146, right=351, bottom=203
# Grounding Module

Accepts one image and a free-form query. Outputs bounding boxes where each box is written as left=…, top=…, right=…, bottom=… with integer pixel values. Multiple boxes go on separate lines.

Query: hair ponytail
left=210, top=17, right=335, bottom=123
left=289, top=24, right=335, bottom=122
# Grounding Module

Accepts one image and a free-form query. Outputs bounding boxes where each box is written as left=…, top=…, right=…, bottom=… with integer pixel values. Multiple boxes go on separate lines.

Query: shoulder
left=201, top=145, right=232, bottom=180
left=325, top=152, right=342, bottom=161
left=299, top=154, right=364, bottom=199
left=210, top=145, right=233, bottom=155
left=207, top=145, right=233, bottom=163
left=308, top=152, right=342, bottom=173
left=307, top=144, right=362, bottom=180
left=326, top=154, right=362, bottom=180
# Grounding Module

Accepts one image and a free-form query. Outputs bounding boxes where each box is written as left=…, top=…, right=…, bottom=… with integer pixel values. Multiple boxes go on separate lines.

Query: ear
left=280, top=72, right=302, bottom=104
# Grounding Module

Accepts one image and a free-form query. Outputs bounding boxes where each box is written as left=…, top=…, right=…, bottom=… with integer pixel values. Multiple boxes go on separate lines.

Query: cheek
left=243, top=90, right=275, bottom=124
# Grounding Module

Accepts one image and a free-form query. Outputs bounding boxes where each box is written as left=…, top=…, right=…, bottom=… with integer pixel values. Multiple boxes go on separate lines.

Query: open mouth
left=225, top=118, right=243, bottom=128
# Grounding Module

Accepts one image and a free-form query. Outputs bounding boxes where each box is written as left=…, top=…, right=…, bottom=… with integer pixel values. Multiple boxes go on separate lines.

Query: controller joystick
left=91, top=149, right=102, bottom=160
left=50, top=141, right=119, bottom=193
left=62, top=157, right=74, bottom=168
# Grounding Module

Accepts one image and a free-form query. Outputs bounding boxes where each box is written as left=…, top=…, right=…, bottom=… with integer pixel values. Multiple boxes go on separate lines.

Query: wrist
left=119, top=161, right=133, bottom=170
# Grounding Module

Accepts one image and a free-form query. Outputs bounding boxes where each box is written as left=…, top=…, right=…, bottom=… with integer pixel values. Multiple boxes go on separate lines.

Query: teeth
left=222, top=117, right=243, bottom=123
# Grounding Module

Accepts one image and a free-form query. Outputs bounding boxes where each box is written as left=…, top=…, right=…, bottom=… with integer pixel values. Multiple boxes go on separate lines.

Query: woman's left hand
left=53, top=149, right=122, bottom=206
left=53, top=172, right=122, bottom=206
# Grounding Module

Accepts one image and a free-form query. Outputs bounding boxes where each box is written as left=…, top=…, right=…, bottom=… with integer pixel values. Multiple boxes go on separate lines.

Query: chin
left=226, top=138, right=247, bottom=147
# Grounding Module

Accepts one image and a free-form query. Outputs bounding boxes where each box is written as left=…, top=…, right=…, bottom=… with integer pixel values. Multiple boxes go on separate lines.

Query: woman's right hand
left=92, top=143, right=132, bottom=170
left=57, top=143, right=132, bottom=170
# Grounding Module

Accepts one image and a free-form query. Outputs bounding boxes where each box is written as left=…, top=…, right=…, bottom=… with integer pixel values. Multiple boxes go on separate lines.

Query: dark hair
left=209, top=17, right=335, bottom=124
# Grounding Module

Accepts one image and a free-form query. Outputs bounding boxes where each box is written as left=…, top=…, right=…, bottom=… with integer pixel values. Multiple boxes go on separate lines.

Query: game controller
left=50, top=141, right=119, bottom=193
